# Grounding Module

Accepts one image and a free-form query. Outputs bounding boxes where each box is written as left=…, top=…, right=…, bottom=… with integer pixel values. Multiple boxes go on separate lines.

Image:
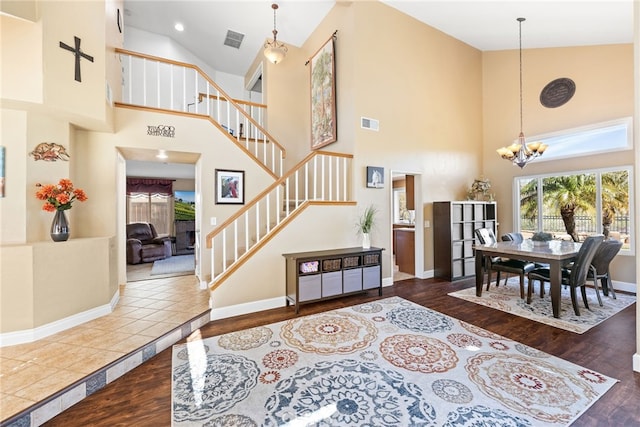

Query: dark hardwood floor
left=44, top=277, right=639, bottom=426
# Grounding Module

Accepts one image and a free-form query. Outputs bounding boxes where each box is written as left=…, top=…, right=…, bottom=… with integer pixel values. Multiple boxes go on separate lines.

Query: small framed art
left=366, top=166, right=384, bottom=188
left=215, top=169, right=244, bottom=204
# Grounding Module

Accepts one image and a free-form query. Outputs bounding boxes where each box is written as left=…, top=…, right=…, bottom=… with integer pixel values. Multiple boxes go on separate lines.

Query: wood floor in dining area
left=44, top=277, right=639, bottom=426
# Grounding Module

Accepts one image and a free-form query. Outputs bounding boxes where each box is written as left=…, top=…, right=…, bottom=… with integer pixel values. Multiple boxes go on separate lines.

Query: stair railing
left=206, top=151, right=354, bottom=289
left=116, top=48, right=284, bottom=178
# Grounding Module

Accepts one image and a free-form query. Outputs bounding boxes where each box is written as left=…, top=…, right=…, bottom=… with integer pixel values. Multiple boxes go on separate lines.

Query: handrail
left=116, top=48, right=285, bottom=177
left=206, top=151, right=354, bottom=287
left=198, top=93, right=267, bottom=109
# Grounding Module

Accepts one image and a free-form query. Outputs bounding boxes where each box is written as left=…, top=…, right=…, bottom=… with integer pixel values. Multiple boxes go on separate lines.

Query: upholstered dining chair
left=502, top=232, right=549, bottom=271
left=475, top=228, right=535, bottom=299
left=588, top=238, right=623, bottom=299
left=501, top=232, right=524, bottom=243
left=527, top=234, right=604, bottom=316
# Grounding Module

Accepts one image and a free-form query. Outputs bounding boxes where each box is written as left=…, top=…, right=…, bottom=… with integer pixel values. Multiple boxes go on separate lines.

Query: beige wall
left=281, top=1, right=484, bottom=275
left=0, top=13, right=43, bottom=103
left=212, top=204, right=361, bottom=308
left=76, top=108, right=275, bottom=286
left=1, top=237, right=116, bottom=332
left=482, top=44, right=635, bottom=284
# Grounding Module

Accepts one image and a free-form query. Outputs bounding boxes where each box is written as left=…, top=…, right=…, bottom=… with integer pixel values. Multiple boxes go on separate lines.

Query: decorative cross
left=59, top=36, right=94, bottom=82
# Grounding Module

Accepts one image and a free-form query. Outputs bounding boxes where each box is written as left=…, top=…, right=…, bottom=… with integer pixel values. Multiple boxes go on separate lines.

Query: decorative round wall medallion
left=540, top=77, right=576, bottom=108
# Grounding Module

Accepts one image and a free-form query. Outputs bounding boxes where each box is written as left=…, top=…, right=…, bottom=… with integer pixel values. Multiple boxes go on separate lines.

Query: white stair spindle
left=222, top=230, right=227, bottom=272
left=244, top=211, right=249, bottom=252
left=182, top=67, right=186, bottom=114
left=276, top=185, right=281, bottom=225
left=255, top=201, right=260, bottom=242
left=193, top=69, right=198, bottom=114
left=233, top=220, right=238, bottom=261
left=170, top=65, right=174, bottom=111
left=295, top=171, right=299, bottom=209
left=321, top=155, right=326, bottom=200
left=313, top=155, right=318, bottom=200
left=328, top=156, right=333, bottom=201
left=127, top=55, right=132, bottom=104
left=343, top=157, right=347, bottom=201
left=305, top=163, right=309, bottom=201
left=266, top=193, right=271, bottom=233
left=156, top=61, right=160, bottom=109
left=142, top=58, right=147, bottom=106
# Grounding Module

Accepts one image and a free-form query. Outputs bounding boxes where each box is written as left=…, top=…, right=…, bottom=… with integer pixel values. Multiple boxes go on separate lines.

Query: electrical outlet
left=424, top=220, right=430, bottom=228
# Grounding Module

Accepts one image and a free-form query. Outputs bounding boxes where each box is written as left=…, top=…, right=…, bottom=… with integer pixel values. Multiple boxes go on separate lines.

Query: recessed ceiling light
left=174, top=23, right=184, bottom=32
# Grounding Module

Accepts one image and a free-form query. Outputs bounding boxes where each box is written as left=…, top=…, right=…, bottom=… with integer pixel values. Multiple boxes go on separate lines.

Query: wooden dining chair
left=475, top=228, right=535, bottom=299
left=527, top=234, right=604, bottom=315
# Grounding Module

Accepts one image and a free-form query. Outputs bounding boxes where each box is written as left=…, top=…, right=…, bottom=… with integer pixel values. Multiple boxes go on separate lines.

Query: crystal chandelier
left=496, top=18, right=548, bottom=168
left=264, top=3, right=287, bottom=64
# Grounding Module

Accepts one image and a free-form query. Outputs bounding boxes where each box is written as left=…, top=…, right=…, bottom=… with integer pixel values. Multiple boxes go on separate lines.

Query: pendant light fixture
left=264, top=3, right=287, bottom=64
left=496, top=17, right=547, bottom=168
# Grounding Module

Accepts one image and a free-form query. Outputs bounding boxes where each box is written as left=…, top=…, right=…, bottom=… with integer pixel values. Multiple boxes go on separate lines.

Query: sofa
left=126, top=222, right=172, bottom=264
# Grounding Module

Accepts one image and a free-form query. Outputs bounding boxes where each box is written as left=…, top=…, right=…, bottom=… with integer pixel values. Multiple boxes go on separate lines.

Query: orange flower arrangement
left=35, top=179, right=88, bottom=212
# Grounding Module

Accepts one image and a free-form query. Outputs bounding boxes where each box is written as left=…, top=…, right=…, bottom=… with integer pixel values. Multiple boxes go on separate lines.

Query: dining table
left=474, top=239, right=582, bottom=318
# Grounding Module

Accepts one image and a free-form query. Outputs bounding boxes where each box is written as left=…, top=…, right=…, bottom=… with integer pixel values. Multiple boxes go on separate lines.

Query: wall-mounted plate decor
left=540, top=77, right=575, bottom=108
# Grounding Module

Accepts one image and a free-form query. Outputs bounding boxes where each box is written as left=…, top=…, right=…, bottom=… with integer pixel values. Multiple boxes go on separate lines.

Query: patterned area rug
left=171, top=297, right=617, bottom=426
left=449, top=278, right=636, bottom=334
left=151, top=254, right=194, bottom=276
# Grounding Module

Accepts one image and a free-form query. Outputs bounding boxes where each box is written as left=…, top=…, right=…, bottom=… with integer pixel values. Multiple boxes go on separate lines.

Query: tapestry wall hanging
left=309, top=32, right=337, bottom=150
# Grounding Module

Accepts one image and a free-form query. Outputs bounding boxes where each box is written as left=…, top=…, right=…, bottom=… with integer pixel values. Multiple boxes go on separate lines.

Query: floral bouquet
left=35, top=179, right=88, bottom=212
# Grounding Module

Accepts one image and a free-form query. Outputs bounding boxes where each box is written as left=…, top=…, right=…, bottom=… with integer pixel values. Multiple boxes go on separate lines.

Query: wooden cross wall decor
left=59, top=36, right=94, bottom=82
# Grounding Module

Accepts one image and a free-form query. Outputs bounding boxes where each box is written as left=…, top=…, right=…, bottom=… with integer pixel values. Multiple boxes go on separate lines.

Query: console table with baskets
left=283, top=247, right=384, bottom=313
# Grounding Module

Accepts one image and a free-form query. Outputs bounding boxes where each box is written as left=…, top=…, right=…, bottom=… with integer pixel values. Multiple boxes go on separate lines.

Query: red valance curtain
left=126, top=178, right=173, bottom=195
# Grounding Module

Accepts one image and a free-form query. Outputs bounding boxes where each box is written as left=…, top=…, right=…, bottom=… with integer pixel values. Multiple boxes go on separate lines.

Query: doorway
left=120, top=149, right=199, bottom=282
left=391, top=172, right=423, bottom=281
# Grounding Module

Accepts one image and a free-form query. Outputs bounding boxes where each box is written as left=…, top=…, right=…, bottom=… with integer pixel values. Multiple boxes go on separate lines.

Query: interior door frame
left=390, top=170, right=424, bottom=279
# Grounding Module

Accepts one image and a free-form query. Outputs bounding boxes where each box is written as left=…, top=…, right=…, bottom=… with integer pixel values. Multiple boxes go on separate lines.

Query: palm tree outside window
left=515, top=168, right=632, bottom=252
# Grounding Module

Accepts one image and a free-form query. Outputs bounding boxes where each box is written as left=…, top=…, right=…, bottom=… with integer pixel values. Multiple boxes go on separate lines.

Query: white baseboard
left=210, top=296, right=286, bottom=321
left=612, top=280, right=636, bottom=294
left=634, top=353, right=640, bottom=372
left=0, top=290, right=120, bottom=347
left=421, top=269, right=434, bottom=279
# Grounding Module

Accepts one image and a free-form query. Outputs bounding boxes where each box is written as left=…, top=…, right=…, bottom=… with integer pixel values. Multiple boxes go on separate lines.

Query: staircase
left=206, top=150, right=354, bottom=289
left=116, top=48, right=285, bottom=178
left=117, top=49, right=355, bottom=290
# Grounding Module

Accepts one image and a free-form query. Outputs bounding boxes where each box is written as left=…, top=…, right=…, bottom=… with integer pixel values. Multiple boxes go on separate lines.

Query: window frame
left=512, top=165, right=634, bottom=255
left=525, top=116, right=633, bottom=163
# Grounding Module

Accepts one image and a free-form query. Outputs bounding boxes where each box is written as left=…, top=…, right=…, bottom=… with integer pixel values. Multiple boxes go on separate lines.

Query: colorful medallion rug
left=449, top=278, right=636, bottom=334
left=171, top=297, right=617, bottom=426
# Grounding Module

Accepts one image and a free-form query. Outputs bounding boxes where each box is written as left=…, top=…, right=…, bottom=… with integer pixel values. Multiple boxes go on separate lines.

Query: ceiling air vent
left=361, top=117, right=379, bottom=131
left=224, top=30, right=245, bottom=49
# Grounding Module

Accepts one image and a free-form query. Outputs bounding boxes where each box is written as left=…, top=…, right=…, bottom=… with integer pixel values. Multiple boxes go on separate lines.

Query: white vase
left=362, top=233, right=371, bottom=249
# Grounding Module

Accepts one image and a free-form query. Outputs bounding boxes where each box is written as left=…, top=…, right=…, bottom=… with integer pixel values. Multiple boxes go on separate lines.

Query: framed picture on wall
left=215, top=169, right=244, bottom=204
left=366, top=166, right=384, bottom=188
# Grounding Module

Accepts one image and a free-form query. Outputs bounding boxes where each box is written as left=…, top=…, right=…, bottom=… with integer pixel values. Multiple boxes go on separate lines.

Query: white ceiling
left=123, top=0, right=634, bottom=77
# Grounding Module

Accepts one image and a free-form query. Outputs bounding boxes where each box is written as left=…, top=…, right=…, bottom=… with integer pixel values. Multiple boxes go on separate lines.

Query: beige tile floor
left=0, top=274, right=210, bottom=421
